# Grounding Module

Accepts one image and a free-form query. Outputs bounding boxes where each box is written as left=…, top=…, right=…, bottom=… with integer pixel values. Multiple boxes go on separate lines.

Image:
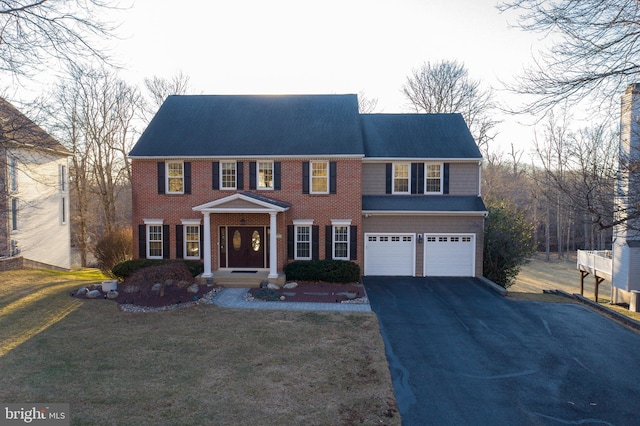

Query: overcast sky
left=15, top=0, right=553, bottom=155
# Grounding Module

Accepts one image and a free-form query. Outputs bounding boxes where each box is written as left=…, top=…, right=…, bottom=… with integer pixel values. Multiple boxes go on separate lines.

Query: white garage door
left=365, top=234, right=415, bottom=276
left=424, top=234, right=475, bottom=277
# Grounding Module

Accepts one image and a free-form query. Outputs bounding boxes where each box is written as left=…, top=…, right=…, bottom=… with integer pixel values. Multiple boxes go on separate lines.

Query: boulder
left=187, top=283, right=200, bottom=294
left=151, top=283, right=162, bottom=292
left=164, top=279, right=174, bottom=287
left=267, top=282, right=280, bottom=290
left=107, top=290, right=119, bottom=299
left=86, top=289, right=101, bottom=299
left=283, top=282, right=298, bottom=289
left=76, top=287, right=89, bottom=296
left=123, top=285, right=139, bottom=294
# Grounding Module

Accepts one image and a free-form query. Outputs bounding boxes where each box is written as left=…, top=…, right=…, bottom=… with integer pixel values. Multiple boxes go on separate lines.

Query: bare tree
left=0, top=0, right=120, bottom=77
left=499, top=0, right=640, bottom=114
left=357, top=90, right=379, bottom=114
left=143, top=71, right=191, bottom=121
left=402, top=60, right=498, bottom=156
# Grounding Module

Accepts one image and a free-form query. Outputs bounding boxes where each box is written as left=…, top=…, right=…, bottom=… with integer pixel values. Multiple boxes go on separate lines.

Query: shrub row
left=112, top=259, right=204, bottom=280
left=284, top=260, right=360, bottom=283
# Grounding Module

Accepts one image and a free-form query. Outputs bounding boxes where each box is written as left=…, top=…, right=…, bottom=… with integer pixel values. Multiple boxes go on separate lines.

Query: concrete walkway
left=213, top=288, right=371, bottom=312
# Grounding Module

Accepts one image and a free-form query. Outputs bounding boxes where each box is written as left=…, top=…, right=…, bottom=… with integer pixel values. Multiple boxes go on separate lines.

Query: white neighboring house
left=0, top=97, right=71, bottom=270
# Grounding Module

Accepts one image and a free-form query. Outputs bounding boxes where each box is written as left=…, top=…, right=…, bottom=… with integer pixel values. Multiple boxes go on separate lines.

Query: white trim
left=143, top=218, right=164, bottom=225
left=193, top=193, right=289, bottom=213
left=129, top=154, right=365, bottom=160
left=165, top=160, right=185, bottom=194
left=423, top=233, right=476, bottom=277
left=331, top=219, right=352, bottom=225
left=293, top=219, right=314, bottom=225
left=392, top=162, right=411, bottom=194
left=181, top=218, right=202, bottom=225
left=363, top=157, right=482, bottom=163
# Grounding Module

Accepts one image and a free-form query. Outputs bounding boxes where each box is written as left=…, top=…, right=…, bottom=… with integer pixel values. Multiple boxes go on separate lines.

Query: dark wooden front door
left=227, top=227, right=265, bottom=268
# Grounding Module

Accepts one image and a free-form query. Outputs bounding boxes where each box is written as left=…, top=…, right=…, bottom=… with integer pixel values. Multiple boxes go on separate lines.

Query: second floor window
left=59, top=164, right=67, bottom=192
left=425, top=163, right=442, bottom=193
left=10, top=157, right=18, bottom=192
left=221, top=161, right=237, bottom=189
left=167, top=161, right=184, bottom=193
left=311, top=161, right=328, bottom=194
left=393, top=163, right=410, bottom=194
left=258, top=161, right=273, bottom=190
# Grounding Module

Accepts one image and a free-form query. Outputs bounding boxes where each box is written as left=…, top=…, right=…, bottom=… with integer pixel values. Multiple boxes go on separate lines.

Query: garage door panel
left=365, top=234, right=415, bottom=276
left=424, top=235, right=475, bottom=277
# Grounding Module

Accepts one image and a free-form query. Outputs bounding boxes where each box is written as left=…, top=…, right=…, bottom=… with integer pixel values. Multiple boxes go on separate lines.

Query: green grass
left=0, top=269, right=399, bottom=425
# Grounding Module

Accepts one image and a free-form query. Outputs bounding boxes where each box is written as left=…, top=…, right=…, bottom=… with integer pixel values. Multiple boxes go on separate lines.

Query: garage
left=364, top=233, right=415, bottom=276
left=424, top=234, right=475, bottom=277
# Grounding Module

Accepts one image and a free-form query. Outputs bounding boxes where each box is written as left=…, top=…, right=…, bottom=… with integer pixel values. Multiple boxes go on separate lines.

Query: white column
left=268, top=212, right=278, bottom=279
left=202, top=212, right=213, bottom=278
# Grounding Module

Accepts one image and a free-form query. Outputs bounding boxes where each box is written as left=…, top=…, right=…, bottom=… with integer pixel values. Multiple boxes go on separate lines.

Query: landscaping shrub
left=124, top=262, right=195, bottom=297
left=112, top=259, right=204, bottom=280
left=93, top=229, right=133, bottom=276
left=284, top=260, right=360, bottom=283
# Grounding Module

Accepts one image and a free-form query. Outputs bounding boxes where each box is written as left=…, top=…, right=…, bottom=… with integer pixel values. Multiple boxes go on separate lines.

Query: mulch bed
left=72, top=281, right=365, bottom=307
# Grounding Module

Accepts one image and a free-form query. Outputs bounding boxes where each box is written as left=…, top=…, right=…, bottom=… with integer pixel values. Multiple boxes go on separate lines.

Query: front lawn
left=0, top=270, right=399, bottom=425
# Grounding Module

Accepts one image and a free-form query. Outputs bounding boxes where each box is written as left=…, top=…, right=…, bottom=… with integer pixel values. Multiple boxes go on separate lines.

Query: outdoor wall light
left=240, top=218, right=246, bottom=225
left=418, top=234, right=423, bottom=244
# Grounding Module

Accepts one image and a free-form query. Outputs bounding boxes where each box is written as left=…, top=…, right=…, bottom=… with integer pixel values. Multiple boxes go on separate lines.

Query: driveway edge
left=478, top=276, right=508, bottom=296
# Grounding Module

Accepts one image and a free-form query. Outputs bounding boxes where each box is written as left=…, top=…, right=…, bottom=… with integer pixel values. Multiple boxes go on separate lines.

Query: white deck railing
left=577, top=250, right=613, bottom=278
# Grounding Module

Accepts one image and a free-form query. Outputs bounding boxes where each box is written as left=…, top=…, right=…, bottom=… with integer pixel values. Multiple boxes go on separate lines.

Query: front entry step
left=196, top=271, right=285, bottom=288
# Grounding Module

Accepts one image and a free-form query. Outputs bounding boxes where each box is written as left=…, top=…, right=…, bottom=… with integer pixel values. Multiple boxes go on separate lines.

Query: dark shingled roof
left=360, top=113, right=481, bottom=159
left=0, top=97, right=70, bottom=155
left=129, top=94, right=364, bottom=157
left=362, top=195, right=487, bottom=213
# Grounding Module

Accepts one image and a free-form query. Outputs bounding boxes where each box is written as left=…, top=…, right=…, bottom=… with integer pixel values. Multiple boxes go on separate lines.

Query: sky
left=12, top=0, right=551, bottom=155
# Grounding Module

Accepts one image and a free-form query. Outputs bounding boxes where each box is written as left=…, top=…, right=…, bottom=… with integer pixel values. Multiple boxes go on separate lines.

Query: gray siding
left=362, top=161, right=480, bottom=196
left=363, top=214, right=484, bottom=277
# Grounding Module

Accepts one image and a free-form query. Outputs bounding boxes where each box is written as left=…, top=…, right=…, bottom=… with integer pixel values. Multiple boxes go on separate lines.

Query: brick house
left=129, top=94, right=486, bottom=283
left=0, top=97, right=71, bottom=270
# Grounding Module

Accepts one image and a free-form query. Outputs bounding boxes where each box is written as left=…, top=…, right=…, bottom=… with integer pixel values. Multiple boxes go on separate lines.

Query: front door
left=227, top=227, right=265, bottom=268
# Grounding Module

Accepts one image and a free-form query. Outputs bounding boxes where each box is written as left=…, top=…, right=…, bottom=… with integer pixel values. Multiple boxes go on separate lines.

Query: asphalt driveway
left=363, top=276, right=640, bottom=425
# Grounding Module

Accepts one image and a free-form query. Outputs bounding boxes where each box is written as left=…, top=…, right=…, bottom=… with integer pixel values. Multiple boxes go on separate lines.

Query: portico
left=193, top=193, right=290, bottom=279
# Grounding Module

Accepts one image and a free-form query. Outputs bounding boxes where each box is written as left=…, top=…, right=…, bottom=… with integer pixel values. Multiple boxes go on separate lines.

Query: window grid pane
left=394, top=164, right=409, bottom=193
left=149, top=225, right=163, bottom=257
left=296, top=226, right=311, bottom=259
left=221, top=162, right=236, bottom=189
left=258, top=162, right=273, bottom=189
left=334, top=226, right=348, bottom=258
left=425, top=164, right=441, bottom=193
left=185, top=225, right=200, bottom=257
left=311, top=162, right=328, bottom=193
left=167, top=162, right=184, bottom=193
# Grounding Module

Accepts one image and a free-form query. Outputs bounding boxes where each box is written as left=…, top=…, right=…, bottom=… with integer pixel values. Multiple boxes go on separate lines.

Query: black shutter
left=325, top=225, right=332, bottom=259
left=138, top=224, right=146, bottom=259
left=237, top=161, right=244, bottom=189
left=274, top=162, right=282, bottom=190
left=411, top=163, right=424, bottom=194
left=163, top=224, right=170, bottom=259
left=302, top=162, right=310, bottom=194
left=176, top=225, right=184, bottom=258
left=212, top=162, right=220, bottom=190
left=200, top=225, right=204, bottom=259
left=329, top=161, right=337, bottom=194
left=184, top=162, right=191, bottom=194
left=385, top=163, right=392, bottom=194
left=312, top=225, right=319, bottom=260
left=157, top=162, right=165, bottom=194
left=287, top=225, right=294, bottom=259
left=443, top=163, right=450, bottom=194
left=249, top=162, right=257, bottom=190
left=350, top=225, right=357, bottom=260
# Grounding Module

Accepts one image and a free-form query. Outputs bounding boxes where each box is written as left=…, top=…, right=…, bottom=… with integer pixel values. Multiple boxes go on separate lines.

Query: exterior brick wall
left=0, top=256, right=23, bottom=272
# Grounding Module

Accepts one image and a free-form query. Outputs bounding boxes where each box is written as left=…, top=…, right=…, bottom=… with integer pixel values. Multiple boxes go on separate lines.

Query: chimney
left=617, top=83, right=640, bottom=235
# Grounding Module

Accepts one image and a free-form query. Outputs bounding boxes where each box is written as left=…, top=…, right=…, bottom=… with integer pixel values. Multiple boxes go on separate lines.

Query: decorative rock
left=86, top=289, right=101, bottom=299
left=101, top=280, right=117, bottom=292
left=151, top=283, right=162, bottom=292
left=260, top=280, right=269, bottom=288
left=187, top=283, right=200, bottom=294
left=280, top=295, right=286, bottom=301
left=283, top=282, right=298, bottom=289
left=124, top=285, right=139, bottom=294
left=76, top=287, right=89, bottom=296
left=107, top=290, right=119, bottom=299
left=164, top=279, right=174, bottom=287
left=179, top=280, right=191, bottom=288
left=267, top=282, right=280, bottom=290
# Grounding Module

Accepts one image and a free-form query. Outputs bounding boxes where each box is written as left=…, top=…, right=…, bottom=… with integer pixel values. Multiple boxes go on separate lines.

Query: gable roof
left=129, top=94, right=364, bottom=158
left=0, top=97, right=70, bottom=155
left=360, top=113, right=481, bottom=159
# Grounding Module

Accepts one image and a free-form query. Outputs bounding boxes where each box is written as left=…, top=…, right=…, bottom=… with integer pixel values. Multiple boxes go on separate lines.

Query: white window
left=295, top=226, right=311, bottom=260
left=258, top=161, right=274, bottom=190
left=166, top=161, right=184, bottom=194
left=331, top=219, right=351, bottom=260
left=145, top=220, right=164, bottom=259
left=185, top=225, right=200, bottom=259
left=425, top=163, right=443, bottom=194
left=59, top=164, right=67, bottom=193
left=221, top=161, right=237, bottom=190
left=393, top=163, right=410, bottom=194
left=310, top=161, right=329, bottom=194
left=9, top=157, right=18, bottom=192
left=11, top=198, right=18, bottom=231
